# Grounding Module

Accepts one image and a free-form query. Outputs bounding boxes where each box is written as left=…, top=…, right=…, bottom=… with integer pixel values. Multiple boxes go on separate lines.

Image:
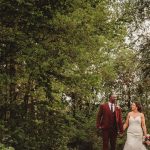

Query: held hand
left=119, top=133, right=124, bottom=137
left=118, top=132, right=124, bottom=138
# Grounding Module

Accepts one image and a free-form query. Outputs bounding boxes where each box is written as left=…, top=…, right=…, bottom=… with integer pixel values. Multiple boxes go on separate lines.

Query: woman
left=123, top=102, right=147, bottom=150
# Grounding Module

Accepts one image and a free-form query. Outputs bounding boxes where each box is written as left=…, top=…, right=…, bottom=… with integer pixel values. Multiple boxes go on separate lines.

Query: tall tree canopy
left=0, top=0, right=149, bottom=150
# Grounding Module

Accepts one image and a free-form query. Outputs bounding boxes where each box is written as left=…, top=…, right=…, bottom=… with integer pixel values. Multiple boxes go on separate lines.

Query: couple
left=96, top=94, right=147, bottom=150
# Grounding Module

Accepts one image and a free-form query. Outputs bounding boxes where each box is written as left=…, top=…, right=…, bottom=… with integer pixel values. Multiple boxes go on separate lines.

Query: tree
left=0, top=0, right=138, bottom=149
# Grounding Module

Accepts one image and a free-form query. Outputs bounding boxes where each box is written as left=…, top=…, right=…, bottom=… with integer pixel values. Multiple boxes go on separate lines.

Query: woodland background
left=0, top=0, right=150, bottom=150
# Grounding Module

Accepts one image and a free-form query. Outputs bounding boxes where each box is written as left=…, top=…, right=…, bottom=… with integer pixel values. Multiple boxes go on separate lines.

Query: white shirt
left=108, top=102, right=115, bottom=112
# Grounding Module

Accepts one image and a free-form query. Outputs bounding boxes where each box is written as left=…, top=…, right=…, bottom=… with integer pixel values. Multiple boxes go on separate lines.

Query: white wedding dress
left=123, top=115, right=147, bottom=150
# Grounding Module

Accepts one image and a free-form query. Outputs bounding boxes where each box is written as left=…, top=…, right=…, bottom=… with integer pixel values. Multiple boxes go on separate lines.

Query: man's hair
left=109, top=93, right=113, bottom=99
left=108, top=93, right=117, bottom=99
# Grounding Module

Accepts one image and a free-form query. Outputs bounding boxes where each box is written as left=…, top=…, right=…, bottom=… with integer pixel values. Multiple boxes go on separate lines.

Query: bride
left=123, top=102, right=147, bottom=150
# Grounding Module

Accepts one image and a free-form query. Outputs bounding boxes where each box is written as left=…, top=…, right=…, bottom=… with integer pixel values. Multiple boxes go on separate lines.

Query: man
left=96, top=94, right=123, bottom=150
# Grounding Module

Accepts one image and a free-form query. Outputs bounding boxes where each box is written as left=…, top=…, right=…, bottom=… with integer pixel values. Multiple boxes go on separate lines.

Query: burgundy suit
left=96, top=103, right=123, bottom=150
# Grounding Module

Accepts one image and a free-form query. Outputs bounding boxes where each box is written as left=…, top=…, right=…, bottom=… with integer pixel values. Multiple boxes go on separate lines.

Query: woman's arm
left=141, top=113, right=147, bottom=136
left=123, top=113, right=130, bottom=131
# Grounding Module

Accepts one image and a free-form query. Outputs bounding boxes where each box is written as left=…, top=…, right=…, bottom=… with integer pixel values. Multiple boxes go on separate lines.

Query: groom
left=96, top=94, right=123, bottom=150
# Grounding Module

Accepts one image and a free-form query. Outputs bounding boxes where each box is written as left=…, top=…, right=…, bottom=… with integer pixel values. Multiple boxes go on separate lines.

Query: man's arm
left=96, top=104, right=103, bottom=129
left=118, top=108, right=123, bottom=134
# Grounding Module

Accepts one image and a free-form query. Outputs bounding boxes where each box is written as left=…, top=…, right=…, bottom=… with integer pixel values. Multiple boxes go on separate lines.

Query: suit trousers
left=102, top=128, right=117, bottom=150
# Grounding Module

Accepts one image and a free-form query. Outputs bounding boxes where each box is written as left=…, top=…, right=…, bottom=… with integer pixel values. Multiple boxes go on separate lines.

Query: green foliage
left=67, top=110, right=102, bottom=150
left=0, top=143, right=14, bottom=150
left=0, top=0, right=149, bottom=149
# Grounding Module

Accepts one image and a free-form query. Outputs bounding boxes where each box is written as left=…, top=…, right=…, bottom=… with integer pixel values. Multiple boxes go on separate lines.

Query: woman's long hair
left=134, top=101, right=142, bottom=112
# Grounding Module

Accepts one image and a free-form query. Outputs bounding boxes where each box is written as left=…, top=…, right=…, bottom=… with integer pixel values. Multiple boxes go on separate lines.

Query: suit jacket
left=96, top=103, right=123, bottom=133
